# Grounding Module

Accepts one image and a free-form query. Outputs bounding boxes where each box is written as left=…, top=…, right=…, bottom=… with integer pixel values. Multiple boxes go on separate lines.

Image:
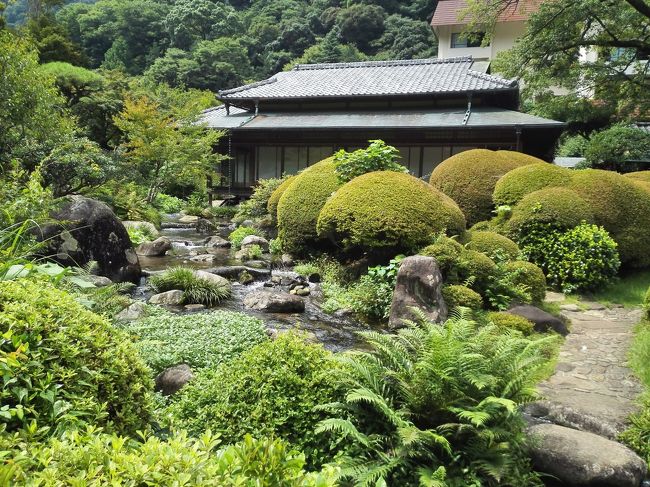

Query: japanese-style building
left=201, top=57, right=564, bottom=196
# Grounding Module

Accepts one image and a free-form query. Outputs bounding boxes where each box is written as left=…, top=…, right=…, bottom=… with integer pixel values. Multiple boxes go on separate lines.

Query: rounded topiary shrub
left=442, top=284, right=483, bottom=310
left=506, top=187, right=595, bottom=237
left=487, top=312, right=534, bottom=335
left=267, top=175, right=296, bottom=223
left=317, top=171, right=466, bottom=253
left=497, top=150, right=547, bottom=166
left=626, top=171, right=650, bottom=183
left=419, top=236, right=464, bottom=277
left=493, top=163, right=572, bottom=207
left=0, top=280, right=153, bottom=437
left=504, top=260, right=547, bottom=304
left=457, top=249, right=497, bottom=293
left=167, top=333, right=342, bottom=468
left=568, top=169, right=650, bottom=267
left=429, top=149, right=534, bottom=225
left=277, top=159, right=340, bottom=254
left=466, top=231, right=520, bottom=261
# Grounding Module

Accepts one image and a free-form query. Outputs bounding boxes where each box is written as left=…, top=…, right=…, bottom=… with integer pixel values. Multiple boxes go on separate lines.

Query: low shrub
left=277, top=159, right=341, bottom=254
left=238, top=244, right=263, bottom=261
left=627, top=171, right=650, bottom=183
left=317, top=171, right=466, bottom=253
left=466, top=230, right=520, bottom=261
left=205, top=205, right=238, bottom=219
left=153, top=193, right=184, bottom=213
left=120, top=308, right=268, bottom=374
left=0, top=279, right=152, bottom=438
left=332, top=139, right=407, bottom=183
left=167, top=333, right=344, bottom=468
left=269, top=237, right=283, bottom=255
left=126, top=223, right=157, bottom=245
left=584, top=124, right=650, bottom=170
left=442, top=284, right=483, bottom=310
left=235, top=176, right=289, bottom=223
left=457, top=249, right=497, bottom=294
left=418, top=235, right=464, bottom=278
left=149, top=266, right=231, bottom=306
left=267, top=175, right=297, bottom=223
left=3, top=429, right=337, bottom=486
left=493, top=163, right=572, bottom=207
left=519, top=223, right=620, bottom=293
left=488, top=311, right=535, bottom=335
left=429, top=148, right=535, bottom=225
left=317, top=313, right=555, bottom=485
left=228, top=226, right=260, bottom=249
left=294, top=262, right=320, bottom=277
left=504, top=260, right=547, bottom=304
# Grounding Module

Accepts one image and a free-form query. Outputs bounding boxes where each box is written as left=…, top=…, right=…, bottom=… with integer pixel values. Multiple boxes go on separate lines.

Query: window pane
left=452, top=146, right=474, bottom=156
left=409, top=147, right=421, bottom=176
left=258, top=146, right=279, bottom=179
left=308, top=146, right=333, bottom=164
left=422, top=147, right=444, bottom=178
left=284, top=147, right=300, bottom=175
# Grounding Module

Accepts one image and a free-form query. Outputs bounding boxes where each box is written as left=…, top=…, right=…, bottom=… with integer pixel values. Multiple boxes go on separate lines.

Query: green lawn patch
left=584, top=269, right=650, bottom=307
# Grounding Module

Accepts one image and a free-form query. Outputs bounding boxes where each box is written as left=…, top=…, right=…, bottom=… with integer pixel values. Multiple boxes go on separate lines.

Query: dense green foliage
left=2, top=429, right=337, bottom=485
left=487, top=312, right=535, bottom=335
left=277, top=159, right=341, bottom=254
left=430, top=149, right=534, bottom=225
left=492, top=163, right=573, bottom=207
left=228, top=226, right=261, bottom=249
left=332, top=140, right=406, bottom=183
left=0, top=279, right=152, bottom=438
left=267, top=175, right=297, bottom=223
left=503, top=260, right=547, bottom=304
left=167, top=333, right=344, bottom=468
left=465, top=230, right=520, bottom=261
left=234, top=175, right=289, bottom=224
left=442, top=284, right=483, bottom=310
left=119, top=308, right=267, bottom=374
left=418, top=235, right=464, bottom=278
left=317, top=312, right=554, bottom=486
left=318, top=171, right=466, bottom=254
left=584, top=124, right=650, bottom=170
left=149, top=266, right=231, bottom=306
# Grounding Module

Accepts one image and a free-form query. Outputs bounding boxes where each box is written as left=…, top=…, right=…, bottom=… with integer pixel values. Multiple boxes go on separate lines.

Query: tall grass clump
left=149, top=266, right=231, bottom=306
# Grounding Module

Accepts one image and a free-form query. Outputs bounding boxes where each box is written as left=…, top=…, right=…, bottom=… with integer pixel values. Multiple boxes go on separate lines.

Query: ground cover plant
left=228, top=226, right=262, bottom=249
left=149, top=266, right=231, bottom=306
left=119, top=308, right=268, bottom=374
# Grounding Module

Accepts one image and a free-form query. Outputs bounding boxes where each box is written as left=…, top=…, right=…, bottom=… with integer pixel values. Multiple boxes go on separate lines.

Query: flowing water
left=135, top=214, right=366, bottom=352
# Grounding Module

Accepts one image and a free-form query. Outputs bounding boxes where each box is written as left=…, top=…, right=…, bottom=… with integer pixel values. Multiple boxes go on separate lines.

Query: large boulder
left=149, top=290, right=184, bottom=306
left=507, top=305, right=569, bottom=335
left=204, top=235, right=231, bottom=248
left=155, top=364, right=194, bottom=396
left=208, top=265, right=271, bottom=280
left=527, top=423, right=647, bottom=487
left=136, top=236, right=172, bottom=257
left=196, top=218, right=216, bottom=235
left=115, top=301, right=147, bottom=322
left=240, top=235, right=270, bottom=252
left=194, top=270, right=230, bottom=289
left=388, top=255, right=447, bottom=329
left=243, top=289, right=305, bottom=313
left=38, top=196, right=140, bottom=282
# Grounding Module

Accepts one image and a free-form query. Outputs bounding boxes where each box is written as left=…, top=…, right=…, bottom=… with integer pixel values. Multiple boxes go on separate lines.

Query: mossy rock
left=504, top=260, right=547, bottom=304
left=466, top=231, right=520, bottom=261
left=493, top=163, right=572, bottom=207
left=442, top=284, right=483, bottom=310
left=507, top=187, right=595, bottom=237
left=626, top=171, right=650, bottom=183
left=277, top=159, right=340, bottom=254
left=487, top=311, right=534, bottom=335
left=497, top=150, right=548, bottom=166
left=419, top=236, right=464, bottom=278
left=568, top=169, right=650, bottom=267
left=317, top=171, right=466, bottom=253
left=267, top=175, right=296, bottom=223
left=429, top=149, right=534, bottom=225
left=457, top=249, right=497, bottom=293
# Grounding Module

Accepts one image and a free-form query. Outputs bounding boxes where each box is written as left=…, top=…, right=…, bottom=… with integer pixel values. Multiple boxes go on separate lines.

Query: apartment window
left=451, top=32, right=486, bottom=48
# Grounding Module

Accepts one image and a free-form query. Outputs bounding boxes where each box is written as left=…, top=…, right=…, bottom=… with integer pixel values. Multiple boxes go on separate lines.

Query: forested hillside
left=3, top=0, right=438, bottom=93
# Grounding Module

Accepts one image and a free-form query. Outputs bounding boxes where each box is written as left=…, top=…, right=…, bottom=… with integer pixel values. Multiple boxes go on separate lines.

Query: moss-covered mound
left=626, top=171, right=650, bottom=183
left=497, top=150, right=547, bottom=166
left=442, top=284, right=483, bottom=310
left=507, top=187, right=595, bottom=236
left=568, top=169, right=650, bottom=267
left=267, top=175, right=296, bottom=223
left=504, top=260, right=547, bottom=304
left=466, top=231, right=520, bottom=260
left=419, top=236, right=464, bottom=277
left=488, top=312, right=534, bottom=335
left=317, top=171, right=466, bottom=252
left=429, top=149, right=534, bottom=225
left=277, top=159, right=340, bottom=254
left=493, top=163, right=572, bottom=207
left=457, top=249, right=497, bottom=294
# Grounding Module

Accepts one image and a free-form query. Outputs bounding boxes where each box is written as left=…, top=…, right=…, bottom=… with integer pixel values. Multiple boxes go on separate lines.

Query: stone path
left=529, top=297, right=644, bottom=439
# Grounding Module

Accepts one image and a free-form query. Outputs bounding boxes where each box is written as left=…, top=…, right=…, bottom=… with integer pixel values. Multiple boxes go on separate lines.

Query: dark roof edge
left=467, top=70, right=517, bottom=88
left=293, top=56, right=472, bottom=71
left=219, top=77, right=278, bottom=97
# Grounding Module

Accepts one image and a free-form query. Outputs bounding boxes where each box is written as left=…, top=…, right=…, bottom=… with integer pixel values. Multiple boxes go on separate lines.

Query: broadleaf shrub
left=332, top=139, right=407, bottom=183
left=228, top=226, right=261, bottom=249
left=119, top=308, right=268, bottom=374
left=442, top=284, right=483, bottom=310
left=153, top=193, right=185, bottom=213
left=235, top=176, right=289, bottom=223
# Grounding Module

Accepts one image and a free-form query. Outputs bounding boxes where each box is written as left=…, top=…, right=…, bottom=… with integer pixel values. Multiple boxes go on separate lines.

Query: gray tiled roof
left=218, top=57, right=517, bottom=101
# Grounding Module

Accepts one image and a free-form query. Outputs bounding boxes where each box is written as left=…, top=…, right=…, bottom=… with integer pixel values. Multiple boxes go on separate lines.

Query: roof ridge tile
left=219, top=77, right=277, bottom=96
left=467, top=69, right=517, bottom=87
left=294, top=56, right=472, bottom=71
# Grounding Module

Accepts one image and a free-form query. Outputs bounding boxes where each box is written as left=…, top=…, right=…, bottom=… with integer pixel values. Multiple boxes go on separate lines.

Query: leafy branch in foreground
left=317, top=309, right=558, bottom=486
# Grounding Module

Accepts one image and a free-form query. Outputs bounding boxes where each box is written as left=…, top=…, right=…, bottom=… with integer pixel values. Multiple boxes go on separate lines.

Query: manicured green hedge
left=457, top=249, right=497, bottom=294
left=497, top=150, right=547, bottom=166
left=429, top=149, right=534, bottom=225
left=267, top=175, right=296, bottom=223
left=419, top=236, right=464, bottom=278
left=0, top=279, right=152, bottom=437
left=487, top=312, right=534, bottom=335
left=504, top=260, right=547, bottom=304
left=317, top=171, right=465, bottom=253
left=442, top=284, right=483, bottom=310
left=466, top=230, right=520, bottom=260
left=493, top=163, right=572, bottom=207
left=627, top=171, right=650, bottom=183
left=277, top=159, right=340, bottom=254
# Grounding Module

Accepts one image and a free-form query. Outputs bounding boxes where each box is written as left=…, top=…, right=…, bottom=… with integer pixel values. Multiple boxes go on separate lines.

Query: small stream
left=134, top=214, right=367, bottom=352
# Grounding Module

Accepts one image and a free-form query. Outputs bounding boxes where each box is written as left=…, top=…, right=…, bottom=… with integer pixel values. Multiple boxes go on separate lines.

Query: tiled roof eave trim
left=467, top=70, right=518, bottom=88
left=293, top=56, right=472, bottom=70
left=219, top=77, right=278, bottom=97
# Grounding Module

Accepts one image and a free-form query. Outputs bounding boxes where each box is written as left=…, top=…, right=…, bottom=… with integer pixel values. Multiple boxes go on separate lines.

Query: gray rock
left=388, top=256, right=447, bottom=329
left=240, top=220, right=254, bottom=227
left=203, top=235, right=231, bottom=248
left=37, top=196, right=141, bottom=283
left=122, top=221, right=159, bottom=238
left=194, top=270, right=231, bottom=290
left=196, top=218, right=216, bottom=235
left=234, top=249, right=251, bottom=261
left=241, top=235, right=269, bottom=252
left=155, top=364, right=194, bottom=396
left=525, top=401, right=620, bottom=440
left=115, top=301, right=147, bottom=321
left=545, top=291, right=566, bottom=303
left=149, top=290, right=184, bottom=306
left=208, top=265, right=271, bottom=280
left=527, top=423, right=647, bottom=487
left=178, top=215, right=200, bottom=224
left=560, top=303, right=581, bottom=312
left=184, top=304, right=206, bottom=311
left=85, top=275, right=113, bottom=287
left=189, top=254, right=218, bottom=263
left=295, top=287, right=310, bottom=296
left=507, top=305, right=569, bottom=335
left=245, top=260, right=268, bottom=269
left=239, top=270, right=254, bottom=285
left=243, top=289, right=305, bottom=313
left=136, top=236, right=172, bottom=257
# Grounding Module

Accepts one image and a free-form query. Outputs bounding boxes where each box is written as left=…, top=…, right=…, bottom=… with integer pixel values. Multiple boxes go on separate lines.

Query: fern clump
left=149, top=266, right=231, bottom=307
left=316, top=310, right=557, bottom=486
